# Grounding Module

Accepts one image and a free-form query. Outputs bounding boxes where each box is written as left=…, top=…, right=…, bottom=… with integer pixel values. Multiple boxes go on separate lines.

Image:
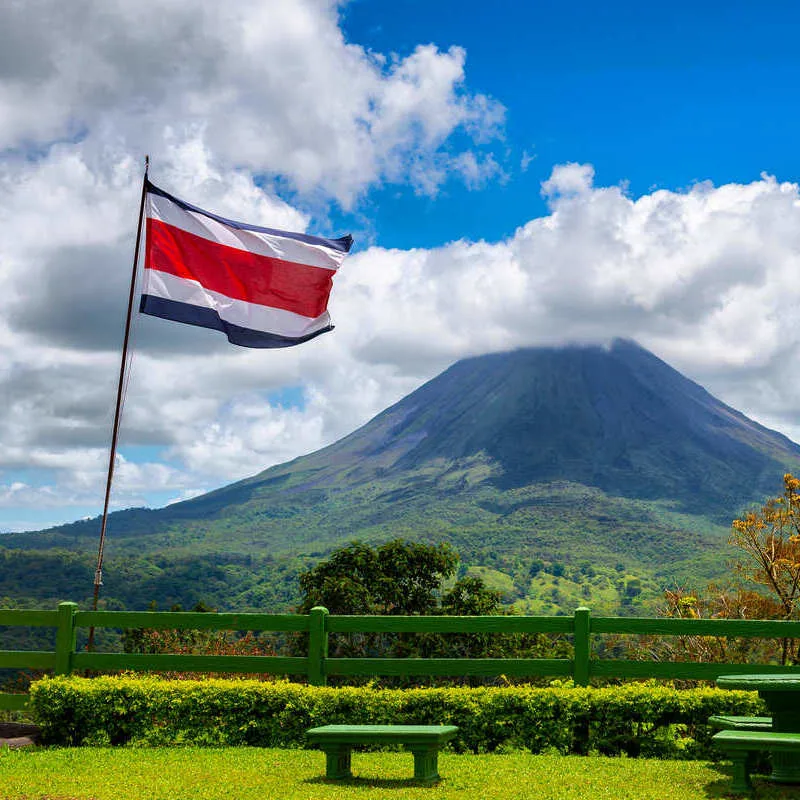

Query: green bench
left=713, top=730, right=800, bottom=795
left=708, top=715, right=772, bottom=731
left=306, top=724, right=459, bottom=782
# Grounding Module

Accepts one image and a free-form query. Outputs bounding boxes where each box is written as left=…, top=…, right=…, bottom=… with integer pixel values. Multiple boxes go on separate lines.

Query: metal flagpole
left=87, top=156, right=149, bottom=651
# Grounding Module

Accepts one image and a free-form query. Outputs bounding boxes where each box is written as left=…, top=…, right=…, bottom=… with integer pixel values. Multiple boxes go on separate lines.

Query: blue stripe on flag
left=139, top=295, right=333, bottom=349
left=145, top=180, right=353, bottom=253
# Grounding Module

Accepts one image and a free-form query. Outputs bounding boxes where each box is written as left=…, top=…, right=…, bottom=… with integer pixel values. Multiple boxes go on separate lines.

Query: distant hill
left=4, top=339, right=800, bottom=616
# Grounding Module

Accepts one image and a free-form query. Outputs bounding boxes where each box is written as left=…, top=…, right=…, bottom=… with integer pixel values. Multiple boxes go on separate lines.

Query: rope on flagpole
left=87, top=155, right=150, bottom=652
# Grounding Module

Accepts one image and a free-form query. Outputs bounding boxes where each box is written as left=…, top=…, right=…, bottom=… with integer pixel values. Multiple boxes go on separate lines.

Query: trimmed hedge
left=29, top=676, right=765, bottom=759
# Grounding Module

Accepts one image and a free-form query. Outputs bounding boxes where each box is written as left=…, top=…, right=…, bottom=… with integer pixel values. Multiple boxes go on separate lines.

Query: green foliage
left=298, top=539, right=459, bottom=615
left=297, top=539, right=507, bottom=620
left=0, top=549, right=93, bottom=598
left=441, top=576, right=503, bottom=615
left=293, top=539, right=545, bottom=676
left=30, top=675, right=765, bottom=760
left=0, top=479, right=735, bottom=625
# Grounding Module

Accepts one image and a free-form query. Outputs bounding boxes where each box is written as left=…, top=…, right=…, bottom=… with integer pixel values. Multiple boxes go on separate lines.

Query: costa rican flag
left=139, top=180, right=353, bottom=348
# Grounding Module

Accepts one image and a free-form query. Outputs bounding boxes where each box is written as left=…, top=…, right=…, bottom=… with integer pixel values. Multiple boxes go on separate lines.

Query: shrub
left=29, top=676, right=765, bottom=758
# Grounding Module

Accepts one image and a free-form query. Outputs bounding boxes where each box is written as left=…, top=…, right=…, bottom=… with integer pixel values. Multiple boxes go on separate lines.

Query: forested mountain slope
left=3, top=340, right=798, bottom=616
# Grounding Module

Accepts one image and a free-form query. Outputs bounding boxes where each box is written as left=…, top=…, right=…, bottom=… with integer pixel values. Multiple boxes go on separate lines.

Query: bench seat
left=708, top=715, right=772, bottom=731
left=306, top=724, right=459, bottom=781
left=713, top=729, right=800, bottom=795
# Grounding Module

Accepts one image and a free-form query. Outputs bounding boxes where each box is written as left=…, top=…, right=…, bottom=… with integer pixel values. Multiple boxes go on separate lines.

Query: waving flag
left=140, top=180, right=353, bottom=348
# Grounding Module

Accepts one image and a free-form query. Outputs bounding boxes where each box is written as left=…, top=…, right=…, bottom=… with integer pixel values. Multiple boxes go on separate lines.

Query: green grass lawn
left=2, top=748, right=799, bottom=800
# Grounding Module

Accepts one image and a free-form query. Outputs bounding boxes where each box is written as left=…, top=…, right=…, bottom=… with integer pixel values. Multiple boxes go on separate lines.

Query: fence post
left=573, top=606, right=591, bottom=687
left=308, top=606, right=329, bottom=687
left=54, top=602, right=78, bottom=676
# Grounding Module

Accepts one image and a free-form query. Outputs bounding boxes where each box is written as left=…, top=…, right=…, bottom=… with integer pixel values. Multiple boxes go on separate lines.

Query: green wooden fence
left=4, top=603, right=800, bottom=710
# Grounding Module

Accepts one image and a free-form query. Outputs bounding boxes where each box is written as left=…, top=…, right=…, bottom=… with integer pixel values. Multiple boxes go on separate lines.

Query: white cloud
left=0, top=1, right=502, bottom=204
left=520, top=149, right=536, bottom=173
left=452, top=151, right=506, bottom=190
left=541, top=162, right=596, bottom=199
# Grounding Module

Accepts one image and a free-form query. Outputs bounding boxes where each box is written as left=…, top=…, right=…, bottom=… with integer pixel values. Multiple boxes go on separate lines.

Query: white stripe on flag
left=143, top=270, right=332, bottom=339
left=147, top=193, right=345, bottom=271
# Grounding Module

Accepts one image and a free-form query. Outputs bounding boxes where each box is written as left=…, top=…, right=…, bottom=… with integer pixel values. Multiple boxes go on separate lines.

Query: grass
left=2, top=748, right=800, bottom=800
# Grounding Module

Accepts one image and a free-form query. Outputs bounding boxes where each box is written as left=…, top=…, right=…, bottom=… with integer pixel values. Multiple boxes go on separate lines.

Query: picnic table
left=716, top=674, right=800, bottom=786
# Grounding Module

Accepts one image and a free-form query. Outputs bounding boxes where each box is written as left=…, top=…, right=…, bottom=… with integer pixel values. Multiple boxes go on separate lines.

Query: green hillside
left=2, top=340, right=797, bottom=616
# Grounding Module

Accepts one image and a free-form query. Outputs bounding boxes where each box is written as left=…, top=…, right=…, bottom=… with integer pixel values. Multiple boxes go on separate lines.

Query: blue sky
left=2, top=0, right=800, bottom=531
left=333, top=0, right=800, bottom=247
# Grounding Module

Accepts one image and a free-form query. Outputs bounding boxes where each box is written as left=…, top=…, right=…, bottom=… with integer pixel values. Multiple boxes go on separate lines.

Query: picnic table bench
left=713, top=730, right=800, bottom=795
left=708, top=715, right=773, bottom=731
left=716, top=673, right=800, bottom=790
left=306, top=724, right=459, bottom=782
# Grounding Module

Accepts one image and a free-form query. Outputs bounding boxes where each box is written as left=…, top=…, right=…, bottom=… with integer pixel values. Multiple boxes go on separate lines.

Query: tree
left=728, top=473, right=800, bottom=664
left=296, top=539, right=457, bottom=666
left=730, top=473, right=800, bottom=621
left=642, top=474, right=800, bottom=670
left=441, top=576, right=502, bottom=616
left=293, top=539, right=568, bottom=683
left=297, top=539, right=459, bottom=615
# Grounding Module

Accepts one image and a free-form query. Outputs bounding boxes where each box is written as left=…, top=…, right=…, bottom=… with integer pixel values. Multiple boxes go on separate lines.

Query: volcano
left=168, top=338, right=800, bottom=517
left=5, top=339, right=800, bottom=613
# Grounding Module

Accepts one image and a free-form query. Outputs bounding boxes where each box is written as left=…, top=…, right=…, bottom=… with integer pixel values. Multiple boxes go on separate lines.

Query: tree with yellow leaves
left=731, top=473, right=800, bottom=620
left=729, top=473, right=800, bottom=664
left=642, top=475, right=800, bottom=670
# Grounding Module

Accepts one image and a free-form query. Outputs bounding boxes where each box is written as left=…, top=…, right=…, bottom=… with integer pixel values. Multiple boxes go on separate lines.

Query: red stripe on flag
left=145, top=219, right=335, bottom=318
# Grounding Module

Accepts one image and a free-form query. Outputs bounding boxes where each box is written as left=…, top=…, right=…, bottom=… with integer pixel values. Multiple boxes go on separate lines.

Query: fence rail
left=3, top=602, right=800, bottom=710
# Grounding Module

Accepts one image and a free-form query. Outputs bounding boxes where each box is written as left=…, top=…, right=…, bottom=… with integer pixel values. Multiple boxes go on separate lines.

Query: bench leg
left=729, top=753, right=753, bottom=796
left=410, top=746, right=440, bottom=781
left=322, top=746, right=352, bottom=779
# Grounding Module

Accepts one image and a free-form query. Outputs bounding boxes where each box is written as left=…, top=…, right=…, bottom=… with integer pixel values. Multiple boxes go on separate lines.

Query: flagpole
left=87, top=156, right=149, bottom=651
